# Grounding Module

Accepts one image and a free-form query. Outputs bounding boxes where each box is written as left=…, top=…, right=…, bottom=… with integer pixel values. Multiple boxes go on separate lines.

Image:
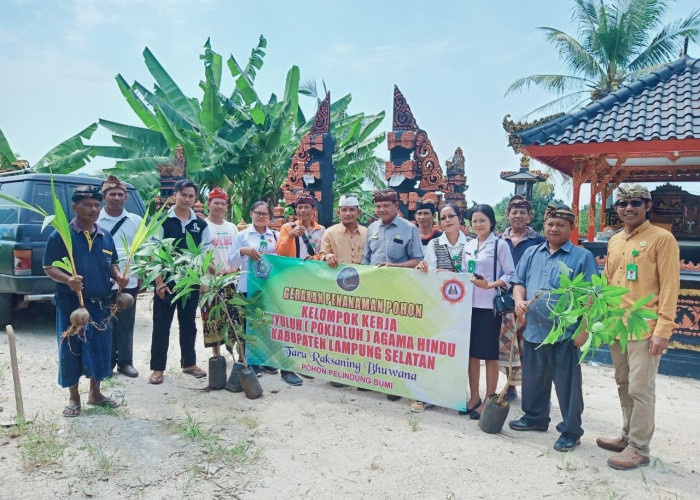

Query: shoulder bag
left=492, top=239, right=515, bottom=314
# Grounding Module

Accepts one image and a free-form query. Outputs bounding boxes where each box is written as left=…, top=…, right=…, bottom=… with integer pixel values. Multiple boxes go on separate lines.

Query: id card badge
left=467, top=260, right=476, bottom=273
left=626, top=263, right=638, bottom=281
left=259, top=239, right=268, bottom=252
left=453, top=255, right=462, bottom=272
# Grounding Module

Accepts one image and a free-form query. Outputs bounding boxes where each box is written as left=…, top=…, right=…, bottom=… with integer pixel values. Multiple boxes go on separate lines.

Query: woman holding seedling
left=43, top=185, right=129, bottom=417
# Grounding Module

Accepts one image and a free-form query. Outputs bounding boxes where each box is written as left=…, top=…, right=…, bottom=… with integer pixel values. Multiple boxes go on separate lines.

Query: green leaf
left=33, top=123, right=98, bottom=173
left=630, top=293, right=655, bottom=311
left=0, top=126, right=18, bottom=163
left=115, top=74, right=157, bottom=129
left=51, top=257, right=73, bottom=274
left=143, top=47, right=201, bottom=120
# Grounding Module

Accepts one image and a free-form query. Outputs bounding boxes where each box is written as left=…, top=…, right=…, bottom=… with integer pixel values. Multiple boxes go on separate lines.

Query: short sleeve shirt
left=512, top=241, right=599, bottom=343
left=362, top=215, right=424, bottom=265
left=207, top=219, right=239, bottom=272
left=43, top=219, right=118, bottom=299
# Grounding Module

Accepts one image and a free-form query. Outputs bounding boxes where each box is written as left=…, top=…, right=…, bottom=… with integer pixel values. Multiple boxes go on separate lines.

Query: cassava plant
left=0, top=174, right=89, bottom=336
left=541, top=261, right=658, bottom=361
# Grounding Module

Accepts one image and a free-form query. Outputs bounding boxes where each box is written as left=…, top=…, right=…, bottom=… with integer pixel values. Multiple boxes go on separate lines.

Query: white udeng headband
left=339, top=195, right=359, bottom=207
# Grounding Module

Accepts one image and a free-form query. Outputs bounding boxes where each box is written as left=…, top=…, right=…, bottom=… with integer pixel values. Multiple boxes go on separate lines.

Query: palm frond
left=539, top=27, right=604, bottom=79
left=506, top=74, right=591, bottom=96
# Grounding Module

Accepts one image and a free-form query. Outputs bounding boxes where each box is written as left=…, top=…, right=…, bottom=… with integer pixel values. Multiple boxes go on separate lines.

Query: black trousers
left=521, top=339, right=584, bottom=439
left=111, top=287, right=138, bottom=369
left=150, top=290, right=199, bottom=371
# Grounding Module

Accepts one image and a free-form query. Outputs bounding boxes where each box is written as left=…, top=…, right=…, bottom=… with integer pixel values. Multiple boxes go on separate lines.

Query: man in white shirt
left=202, top=187, right=239, bottom=357
left=98, top=175, right=143, bottom=378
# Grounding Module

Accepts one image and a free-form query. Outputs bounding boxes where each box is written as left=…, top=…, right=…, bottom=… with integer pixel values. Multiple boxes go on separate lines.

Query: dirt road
left=1, top=296, right=698, bottom=499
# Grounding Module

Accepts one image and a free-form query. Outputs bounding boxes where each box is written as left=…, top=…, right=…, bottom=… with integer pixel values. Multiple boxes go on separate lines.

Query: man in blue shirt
left=509, top=204, right=598, bottom=452
left=362, top=189, right=423, bottom=400
left=44, top=185, right=129, bottom=417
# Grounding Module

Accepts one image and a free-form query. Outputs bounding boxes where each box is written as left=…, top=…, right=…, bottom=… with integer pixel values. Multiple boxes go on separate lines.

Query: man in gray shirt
left=362, top=189, right=423, bottom=401
left=362, top=189, right=423, bottom=268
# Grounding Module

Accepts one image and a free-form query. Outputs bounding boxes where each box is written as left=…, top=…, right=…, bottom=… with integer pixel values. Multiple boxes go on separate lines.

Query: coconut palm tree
left=506, top=0, right=700, bottom=118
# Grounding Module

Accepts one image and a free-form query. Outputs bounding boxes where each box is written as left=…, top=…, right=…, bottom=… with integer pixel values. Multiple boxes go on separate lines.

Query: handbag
left=492, top=239, right=515, bottom=314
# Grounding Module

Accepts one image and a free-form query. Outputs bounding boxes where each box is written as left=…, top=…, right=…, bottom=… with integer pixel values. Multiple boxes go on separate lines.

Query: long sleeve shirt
left=461, top=233, right=514, bottom=310
left=276, top=220, right=325, bottom=259
left=318, top=223, right=368, bottom=264
left=604, top=221, right=680, bottom=340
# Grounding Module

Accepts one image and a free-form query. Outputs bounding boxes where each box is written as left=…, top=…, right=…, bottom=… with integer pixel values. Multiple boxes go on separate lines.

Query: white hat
left=339, top=195, right=359, bottom=207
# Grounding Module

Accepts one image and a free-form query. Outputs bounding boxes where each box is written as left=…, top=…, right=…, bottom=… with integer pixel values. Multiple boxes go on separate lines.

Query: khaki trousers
left=609, top=339, right=661, bottom=456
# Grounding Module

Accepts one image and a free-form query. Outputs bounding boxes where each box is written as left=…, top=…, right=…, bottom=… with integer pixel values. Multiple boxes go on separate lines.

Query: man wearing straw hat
left=44, top=185, right=129, bottom=417
left=597, top=184, right=680, bottom=470
left=509, top=204, right=598, bottom=452
left=98, top=175, right=143, bottom=378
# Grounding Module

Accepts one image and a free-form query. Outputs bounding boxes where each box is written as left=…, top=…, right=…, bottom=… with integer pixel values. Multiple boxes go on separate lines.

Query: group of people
left=43, top=178, right=679, bottom=471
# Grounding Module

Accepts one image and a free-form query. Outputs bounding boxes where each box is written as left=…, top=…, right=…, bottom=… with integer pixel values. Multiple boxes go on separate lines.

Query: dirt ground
left=0, top=295, right=698, bottom=499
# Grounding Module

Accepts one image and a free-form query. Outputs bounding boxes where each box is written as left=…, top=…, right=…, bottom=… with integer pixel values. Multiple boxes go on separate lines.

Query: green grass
left=179, top=410, right=218, bottom=441
left=407, top=413, right=420, bottom=432
left=86, top=441, right=119, bottom=475
left=11, top=417, right=66, bottom=467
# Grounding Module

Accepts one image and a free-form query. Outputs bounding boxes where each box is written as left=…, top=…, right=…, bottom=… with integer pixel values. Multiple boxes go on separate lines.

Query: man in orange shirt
left=598, top=184, right=680, bottom=470
left=277, top=194, right=325, bottom=260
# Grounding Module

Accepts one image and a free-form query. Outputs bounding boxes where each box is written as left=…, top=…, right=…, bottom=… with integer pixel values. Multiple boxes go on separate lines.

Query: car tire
left=0, top=293, right=13, bottom=328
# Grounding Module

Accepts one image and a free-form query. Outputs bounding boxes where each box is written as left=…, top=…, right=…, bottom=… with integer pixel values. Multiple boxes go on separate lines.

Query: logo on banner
left=253, top=258, right=273, bottom=279
left=336, top=267, right=360, bottom=292
left=441, top=279, right=466, bottom=304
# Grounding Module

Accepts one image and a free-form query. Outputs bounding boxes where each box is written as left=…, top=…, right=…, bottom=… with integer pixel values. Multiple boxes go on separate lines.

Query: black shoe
left=261, top=365, right=279, bottom=374
left=386, top=394, right=401, bottom=401
left=458, top=398, right=482, bottom=416
left=508, top=418, right=548, bottom=432
left=553, top=435, right=581, bottom=452
left=251, top=365, right=263, bottom=378
left=281, top=371, right=303, bottom=386
left=117, top=364, right=139, bottom=378
left=357, top=387, right=370, bottom=392
left=330, top=382, right=346, bottom=388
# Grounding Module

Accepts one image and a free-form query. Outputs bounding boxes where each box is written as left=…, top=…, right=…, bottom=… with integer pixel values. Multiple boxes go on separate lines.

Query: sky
left=1, top=0, right=699, bottom=204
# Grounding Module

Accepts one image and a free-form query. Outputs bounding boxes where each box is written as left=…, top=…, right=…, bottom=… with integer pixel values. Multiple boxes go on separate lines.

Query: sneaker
left=386, top=394, right=401, bottom=401
left=261, top=365, right=279, bottom=374
left=251, top=365, right=263, bottom=378
left=281, top=371, right=303, bottom=386
left=330, top=382, right=346, bottom=388
left=410, top=401, right=433, bottom=413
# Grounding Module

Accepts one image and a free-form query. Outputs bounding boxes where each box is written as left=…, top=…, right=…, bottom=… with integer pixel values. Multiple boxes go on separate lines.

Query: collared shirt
left=461, top=233, right=515, bottom=309
left=277, top=220, right=325, bottom=259
left=98, top=208, right=143, bottom=289
left=228, top=225, right=278, bottom=293
left=604, top=220, right=680, bottom=339
left=319, top=222, right=368, bottom=264
left=423, top=231, right=471, bottom=271
left=500, top=226, right=546, bottom=266
left=362, top=214, right=423, bottom=265
left=206, top=219, right=239, bottom=272
left=43, top=219, right=118, bottom=298
left=513, top=240, right=599, bottom=343
left=161, top=208, right=212, bottom=249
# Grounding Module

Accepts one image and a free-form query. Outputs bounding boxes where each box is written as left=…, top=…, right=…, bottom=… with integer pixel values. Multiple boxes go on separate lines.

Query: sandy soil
left=0, top=295, right=698, bottom=499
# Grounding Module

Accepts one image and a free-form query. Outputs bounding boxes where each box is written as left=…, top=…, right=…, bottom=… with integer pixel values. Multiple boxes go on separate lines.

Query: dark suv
left=0, top=170, right=146, bottom=326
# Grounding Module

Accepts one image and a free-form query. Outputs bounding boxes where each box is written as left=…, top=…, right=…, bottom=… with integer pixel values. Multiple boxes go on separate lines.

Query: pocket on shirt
left=387, top=241, right=406, bottom=261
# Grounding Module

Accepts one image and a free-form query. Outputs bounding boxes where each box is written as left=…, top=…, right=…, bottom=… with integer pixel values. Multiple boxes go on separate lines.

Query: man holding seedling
left=98, top=175, right=143, bottom=378
left=509, top=204, right=598, bottom=452
left=44, top=185, right=129, bottom=417
left=149, top=179, right=211, bottom=385
left=597, top=184, right=680, bottom=470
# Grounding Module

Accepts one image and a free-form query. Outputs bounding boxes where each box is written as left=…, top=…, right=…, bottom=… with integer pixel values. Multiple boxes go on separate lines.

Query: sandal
left=87, top=397, right=119, bottom=409
left=63, top=401, right=81, bottom=418
left=149, top=371, right=164, bottom=384
left=183, top=366, right=207, bottom=378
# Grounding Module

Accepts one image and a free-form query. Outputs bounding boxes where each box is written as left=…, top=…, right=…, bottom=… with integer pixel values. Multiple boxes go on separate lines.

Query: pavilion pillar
left=571, top=160, right=582, bottom=244
left=600, top=186, right=607, bottom=228
left=587, top=177, right=596, bottom=242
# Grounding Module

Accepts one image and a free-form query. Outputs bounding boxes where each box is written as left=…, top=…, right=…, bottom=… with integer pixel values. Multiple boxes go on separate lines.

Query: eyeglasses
left=252, top=211, right=270, bottom=218
left=439, top=214, right=459, bottom=221
left=614, top=199, right=645, bottom=209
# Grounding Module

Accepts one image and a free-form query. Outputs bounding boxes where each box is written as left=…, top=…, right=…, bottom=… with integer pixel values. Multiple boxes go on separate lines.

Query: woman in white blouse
left=461, top=204, right=515, bottom=420
left=412, top=203, right=472, bottom=413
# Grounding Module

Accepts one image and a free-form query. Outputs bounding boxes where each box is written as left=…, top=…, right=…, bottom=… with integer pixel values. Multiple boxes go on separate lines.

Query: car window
left=0, top=181, right=23, bottom=224
left=21, top=182, right=61, bottom=224
left=125, top=189, right=144, bottom=216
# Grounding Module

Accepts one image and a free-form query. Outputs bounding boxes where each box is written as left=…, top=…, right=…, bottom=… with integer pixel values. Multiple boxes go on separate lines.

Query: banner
left=246, top=255, right=472, bottom=411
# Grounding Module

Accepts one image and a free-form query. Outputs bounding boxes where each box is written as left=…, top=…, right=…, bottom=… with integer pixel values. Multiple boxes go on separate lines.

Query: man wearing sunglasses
left=598, top=184, right=680, bottom=470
